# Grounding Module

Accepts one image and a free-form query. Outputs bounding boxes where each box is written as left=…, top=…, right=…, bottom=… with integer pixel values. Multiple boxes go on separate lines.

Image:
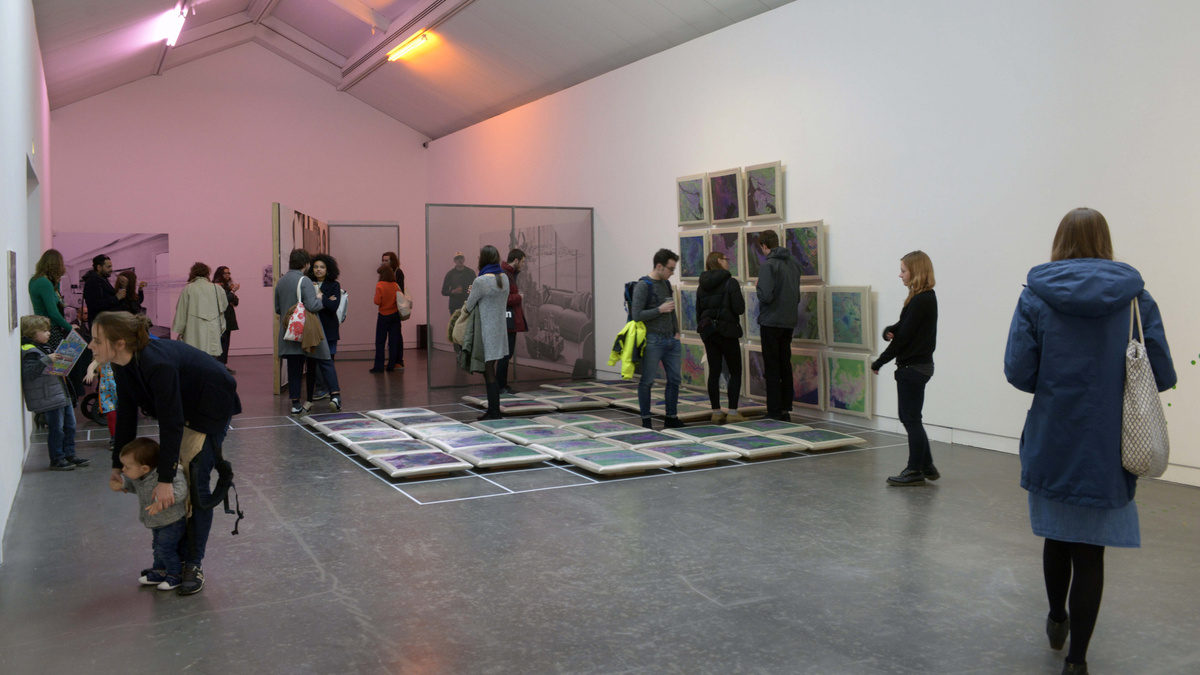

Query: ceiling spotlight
left=387, top=33, right=429, bottom=61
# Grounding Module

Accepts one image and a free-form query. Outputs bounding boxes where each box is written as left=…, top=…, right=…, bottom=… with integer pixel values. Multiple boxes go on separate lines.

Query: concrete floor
left=1, top=351, right=1198, bottom=674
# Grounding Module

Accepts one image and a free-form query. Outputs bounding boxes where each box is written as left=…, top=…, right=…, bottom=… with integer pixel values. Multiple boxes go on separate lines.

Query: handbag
left=396, top=288, right=413, bottom=321
left=452, top=308, right=471, bottom=345
left=336, top=290, right=349, bottom=323
left=282, top=277, right=307, bottom=342
left=1121, top=299, right=1170, bottom=477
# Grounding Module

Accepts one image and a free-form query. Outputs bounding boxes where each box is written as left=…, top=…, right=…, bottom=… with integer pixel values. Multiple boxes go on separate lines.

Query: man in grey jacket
left=630, top=248, right=684, bottom=429
left=755, top=230, right=801, bottom=420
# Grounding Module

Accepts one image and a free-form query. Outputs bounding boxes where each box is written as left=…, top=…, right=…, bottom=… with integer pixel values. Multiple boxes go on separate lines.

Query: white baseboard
left=1157, top=464, right=1200, bottom=488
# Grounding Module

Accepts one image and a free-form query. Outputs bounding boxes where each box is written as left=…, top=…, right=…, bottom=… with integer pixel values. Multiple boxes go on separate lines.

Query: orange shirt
left=374, top=281, right=400, bottom=315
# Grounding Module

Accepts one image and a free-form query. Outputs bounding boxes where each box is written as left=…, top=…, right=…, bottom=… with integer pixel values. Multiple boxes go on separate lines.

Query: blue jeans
left=152, top=519, right=187, bottom=576
left=43, top=405, right=77, bottom=464
left=638, top=333, right=681, bottom=419
left=177, top=427, right=225, bottom=567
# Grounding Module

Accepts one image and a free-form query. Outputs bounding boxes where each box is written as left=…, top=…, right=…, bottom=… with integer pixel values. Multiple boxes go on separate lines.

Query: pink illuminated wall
left=49, top=42, right=430, bottom=356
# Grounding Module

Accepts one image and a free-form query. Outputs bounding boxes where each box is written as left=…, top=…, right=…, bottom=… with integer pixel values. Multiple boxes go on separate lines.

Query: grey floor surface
left=1, top=352, right=1197, bottom=674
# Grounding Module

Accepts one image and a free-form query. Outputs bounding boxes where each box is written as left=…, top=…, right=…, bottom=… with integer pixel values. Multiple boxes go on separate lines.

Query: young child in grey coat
left=109, top=438, right=189, bottom=591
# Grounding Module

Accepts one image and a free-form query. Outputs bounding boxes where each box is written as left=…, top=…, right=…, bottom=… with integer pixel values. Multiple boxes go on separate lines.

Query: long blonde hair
left=902, top=251, right=935, bottom=306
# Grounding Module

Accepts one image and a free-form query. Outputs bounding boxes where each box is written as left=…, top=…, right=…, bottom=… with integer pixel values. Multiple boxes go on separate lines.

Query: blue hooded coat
left=1004, top=259, right=1175, bottom=509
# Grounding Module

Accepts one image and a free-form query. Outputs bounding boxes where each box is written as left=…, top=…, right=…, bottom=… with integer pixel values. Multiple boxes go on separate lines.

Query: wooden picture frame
left=825, top=350, right=874, bottom=419
left=783, top=221, right=826, bottom=283
left=675, top=284, right=699, bottom=337
left=708, top=227, right=743, bottom=280
left=825, top=286, right=873, bottom=350
left=676, top=173, right=709, bottom=226
left=678, top=230, right=709, bottom=281
left=790, top=347, right=825, bottom=412
left=707, top=168, right=745, bottom=225
left=794, top=285, right=825, bottom=345
left=742, top=223, right=781, bottom=282
left=744, top=161, right=783, bottom=221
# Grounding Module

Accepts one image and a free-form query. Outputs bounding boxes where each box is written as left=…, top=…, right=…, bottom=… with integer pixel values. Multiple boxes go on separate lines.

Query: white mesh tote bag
left=1122, top=299, right=1170, bottom=477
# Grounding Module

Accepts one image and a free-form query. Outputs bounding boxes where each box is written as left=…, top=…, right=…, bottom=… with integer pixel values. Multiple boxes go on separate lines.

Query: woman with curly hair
left=29, top=249, right=72, bottom=349
left=211, top=266, right=240, bottom=373
left=306, top=254, right=342, bottom=399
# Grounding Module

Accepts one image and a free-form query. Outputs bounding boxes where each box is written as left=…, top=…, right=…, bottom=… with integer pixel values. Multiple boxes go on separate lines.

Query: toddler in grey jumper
left=109, top=438, right=189, bottom=591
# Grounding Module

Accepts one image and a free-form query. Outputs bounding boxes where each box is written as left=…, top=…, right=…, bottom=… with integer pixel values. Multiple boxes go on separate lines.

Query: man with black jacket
left=82, top=255, right=124, bottom=330
left=754, top=230, right=802, bottom=421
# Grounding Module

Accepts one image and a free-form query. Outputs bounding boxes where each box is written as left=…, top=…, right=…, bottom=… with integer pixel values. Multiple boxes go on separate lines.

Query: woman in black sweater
left=696, top=251, right=746, bottom=424
left=872, top=250, right=938, bottom=486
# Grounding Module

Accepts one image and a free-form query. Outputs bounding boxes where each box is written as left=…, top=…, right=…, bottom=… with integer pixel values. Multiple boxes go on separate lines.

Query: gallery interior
left=1, top=1, right=1198, bottom=673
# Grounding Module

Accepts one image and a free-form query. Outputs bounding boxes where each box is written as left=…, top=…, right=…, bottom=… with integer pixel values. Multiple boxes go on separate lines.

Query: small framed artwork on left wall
left=8, top=250, right=16, bottom=332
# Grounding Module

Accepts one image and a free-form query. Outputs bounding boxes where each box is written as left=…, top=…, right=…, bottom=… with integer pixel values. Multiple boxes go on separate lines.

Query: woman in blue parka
left=1004, top=208, right=1175, bottom=675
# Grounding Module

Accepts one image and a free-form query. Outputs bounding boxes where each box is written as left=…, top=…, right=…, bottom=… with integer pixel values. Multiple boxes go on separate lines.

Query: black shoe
left=49, top=459, right=75, bottom=471
left=329, top=396, right=342, bottom=412
left=641, top=418, right=653, bottom=429
left=68, top=457, right=90, bottom=467
left=290, top=402, right=304, bottom=415
left=886, top=468, right=926, bottom=486
left=312, top=389, right=330, bottom=401
left=178, top=564, right=204, bottom=596
left=1046, top=615, right=1069, bottom=650
left=477, top=412, right=504, bottom=421
left=369, top=368, right=384, bottom=373
left=396, top=363, right=405, bottom=371
left=773, top=412, right=792, bottom=422
left=501, top=386, right=516, bottom=395
left=923, top=466, right=941, bottom=481
left=664, top=417, right=685, bottom=429
left=1062, top=660, right=1088, bottom=675
left=385, top=366, right=395, bottom=372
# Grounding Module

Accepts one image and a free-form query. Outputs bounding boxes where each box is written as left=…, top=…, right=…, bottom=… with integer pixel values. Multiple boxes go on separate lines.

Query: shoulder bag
left=283, top=277, right=307, bottom=342
left=396, top=286, right=413, bottom=321
left=1122, top=299, right=1170, bottom=477
left=336, top=290, right=350, bottom=323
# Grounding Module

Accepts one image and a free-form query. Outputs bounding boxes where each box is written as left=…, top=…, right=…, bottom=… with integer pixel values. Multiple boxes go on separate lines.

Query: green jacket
left=29, top=276, right=71, bottom=330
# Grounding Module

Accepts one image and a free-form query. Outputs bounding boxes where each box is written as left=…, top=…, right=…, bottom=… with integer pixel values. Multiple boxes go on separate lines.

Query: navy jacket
left=755, top=247, right=801, bottom=328
left=1004, top=259, right=1175, bottom=509
left=314, top=279, right=341, bottom=343
left=112, top=340, right=241, bottom=483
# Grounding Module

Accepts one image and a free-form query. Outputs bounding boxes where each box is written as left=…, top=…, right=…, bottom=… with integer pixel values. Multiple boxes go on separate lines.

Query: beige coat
left=173, top=278, right=228, bottom=356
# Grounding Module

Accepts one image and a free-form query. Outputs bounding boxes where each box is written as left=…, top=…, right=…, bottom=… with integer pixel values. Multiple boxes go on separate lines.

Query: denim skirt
left=1029, top=491, right=1140, bottom=548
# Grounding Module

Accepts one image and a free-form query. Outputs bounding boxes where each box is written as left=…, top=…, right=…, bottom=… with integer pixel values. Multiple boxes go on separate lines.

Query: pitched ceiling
left=35, top=0, right=794, bottom=139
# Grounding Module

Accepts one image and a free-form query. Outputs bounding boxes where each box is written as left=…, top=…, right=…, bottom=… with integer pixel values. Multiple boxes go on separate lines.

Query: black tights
left=1043, top=538, right=1105, bottom=664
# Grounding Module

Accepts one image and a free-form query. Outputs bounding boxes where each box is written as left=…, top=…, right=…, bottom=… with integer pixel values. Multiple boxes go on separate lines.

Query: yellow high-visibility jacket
left=607, top=321, right=647, bottom=380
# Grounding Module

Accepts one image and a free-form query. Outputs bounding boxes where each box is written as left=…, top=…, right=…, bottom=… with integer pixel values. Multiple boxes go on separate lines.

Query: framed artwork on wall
left=676, top=284, right=700, bottom=336
left=742, top=223, right=781, bottom=282
left=794, top=285, right=824, bottom=345
left=825, top=351, right=873, bottom=418
left=825, top=286, right=873, bottom=350
left=708, top=227, right=742, bottom=280
left=744, top=161, right=783, bottom=221
left=783, top=221, right=826, bottom=283
left=707, top=168, right=745, bottom=225
left=678, top=231, right=709, bottom=281
left=676, top=173, right=708, bottom=226
left=790, top=347, right=824, bottom=411
left=679, top=338, right=708, bottom=389
left=743, top=287, right=761, bottom=342
left=7, top=251, right=16, bottom=332
left=744, top=343, right=767, bottom=401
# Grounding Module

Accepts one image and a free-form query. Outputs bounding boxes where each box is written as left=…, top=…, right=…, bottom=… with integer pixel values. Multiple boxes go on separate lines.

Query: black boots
left=478, top=381, right=503, bottom=420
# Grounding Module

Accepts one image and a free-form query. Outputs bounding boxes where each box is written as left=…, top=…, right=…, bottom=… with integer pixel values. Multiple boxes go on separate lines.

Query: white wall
left=427, top=0, right=1200, bottom=485
left=50, top=42, right=431, bottom=356
left=1, top=0, right=52, bottom=562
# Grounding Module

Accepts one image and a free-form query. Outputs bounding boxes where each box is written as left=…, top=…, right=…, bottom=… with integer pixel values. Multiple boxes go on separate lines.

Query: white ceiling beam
left=338, top=0, right=477, bottom=92
left=322, top=0, right=390, bottom=33
left=161, top=22, right=257, bottom=72
left=247, top=0, right=284, bottom=24
left=253, top=24, right=343, bottom=86
left=261, top=16, right=348, bottom=68
left=177, top=12, right=255, bottom=45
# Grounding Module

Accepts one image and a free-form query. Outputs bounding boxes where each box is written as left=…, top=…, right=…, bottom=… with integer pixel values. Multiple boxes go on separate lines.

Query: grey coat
left=756, top=247, right=802, bottom=328
left=274, top=270, right=331, bottom=360
left=462, top=273, right=509, bottom=361
left=20, top=343, right=71, bottom=413
left=122, top=471, right=188, bottom=529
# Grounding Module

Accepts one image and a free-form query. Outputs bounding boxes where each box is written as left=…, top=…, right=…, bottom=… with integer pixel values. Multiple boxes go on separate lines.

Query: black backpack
left=623, top=277, right=656, bottom=322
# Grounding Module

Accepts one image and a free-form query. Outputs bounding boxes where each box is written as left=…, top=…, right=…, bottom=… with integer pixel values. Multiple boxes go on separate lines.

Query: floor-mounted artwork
left=470, top=418, right=549, bottom=434
left=368, top=408, right=437, bottom=421
left=794, top=286, right=825, bottom=345
left=603, top=430, right=688, bottom=449
left=825, top=351, right=873, bottom=419
left=745, top=343, right=767, bottom=400
left=531, top=413, right=607, bottom=427
left=497, top=399, right=557, bottom=415
left=725, top=418, right=811, bottom=435
left=676, top=284, right=699, bottom=336
left=331, top=428, right=412, bottom=446
left=744, top=161, right=783, bottom=221
left=768, top=429, right=868, bottom=451
left=790, top=348, right=825, bottom=411
left=497, top=426, right=586, bottom=446
left=708, top=228, right=742, bottom=280
left=428, top=433, right=510, bottom=453
left=561, top=449, right=671, bottom=475
left=784, top=221, right=826, bottom=283
left=661, top=425, right=752, bottom=442
left=826, top=286, right=873, bottom=350
left=397, top=414, right=459, bottom=429
left=535, top=395, right=609, bottom=411
left=369, top=451, right=472, bottom=478
left=707, top=169, right=745, bottom=224
left=313, top=419, right=391, bottom=435
left=676, top=173, right=708, bottom=226
left=679, top=338, right=708, bottom=389
left=405, top=423, right=478, bottom=440
left=742, top=224, right=780, bottom=281
left=349, top=438, right=435, bottom=460
left=704, top=435, right=804, bottom=459
left=528, top=437, right=623, bottom=460
left=744, top=288, right=761, bottom=341
left=451, top=444, right=551, bottom=469
left=564, top=420, right=644, bottom=437
left=639, top=442, right=741, bottom=467
left=678, top=231, right=709, bottom=281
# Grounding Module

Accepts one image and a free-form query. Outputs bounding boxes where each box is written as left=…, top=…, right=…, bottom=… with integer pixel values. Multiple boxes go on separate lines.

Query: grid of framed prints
left=675, top=284, right=699, bottom=336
